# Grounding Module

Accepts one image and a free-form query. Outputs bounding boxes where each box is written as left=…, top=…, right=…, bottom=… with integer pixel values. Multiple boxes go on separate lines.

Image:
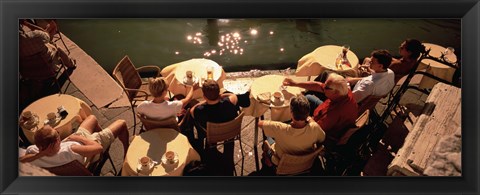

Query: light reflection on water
left=58, top=19, right=460, bottom=73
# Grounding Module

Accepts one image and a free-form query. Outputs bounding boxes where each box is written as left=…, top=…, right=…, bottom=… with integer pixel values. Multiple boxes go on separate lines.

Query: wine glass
left=342, top=45, right=350, bottom=53
left=280, top=67, right=291, bottom=91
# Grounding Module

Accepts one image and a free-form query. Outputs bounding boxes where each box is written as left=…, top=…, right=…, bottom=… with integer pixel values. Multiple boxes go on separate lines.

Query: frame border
left=2, top=0, right=478, bottom=194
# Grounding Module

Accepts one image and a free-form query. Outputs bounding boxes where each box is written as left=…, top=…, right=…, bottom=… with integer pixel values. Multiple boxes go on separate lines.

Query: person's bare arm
left=346, top=77, right=363, bottom=87
left=227, top=93, right=238, bottom=106
left=258, top=120, right=265, bottom=128
left=181, top=82, right=200, bottom=108
left=189, top=104, right=199, bottom=119
left=67, top=135, right=103, bottom=158
left=19, top=144, right=57, bottom=163
left=283, top=78, right=325, bottom=93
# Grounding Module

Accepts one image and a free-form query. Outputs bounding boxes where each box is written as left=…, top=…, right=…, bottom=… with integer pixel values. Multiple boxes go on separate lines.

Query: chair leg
left=55, top=56, right=73, bottom=94
left=108, top=154, right=117, bottom=176
left=131, top=104, right=137, bottom=136
left=239, top=136, right=244, bottom=176
left=55, top=31, right=70, bottom=54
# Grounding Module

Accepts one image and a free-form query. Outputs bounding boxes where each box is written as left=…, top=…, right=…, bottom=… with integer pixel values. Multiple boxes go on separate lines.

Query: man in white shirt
left=347, top=50, right=395, bottom=103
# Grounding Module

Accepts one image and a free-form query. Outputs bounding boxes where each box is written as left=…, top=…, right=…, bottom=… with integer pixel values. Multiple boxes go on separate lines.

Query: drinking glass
left=206, top=65, right=214, bottom=80
left=342, top=45, right=350, bottom=53
left=280, top=67, right=291, bottom=90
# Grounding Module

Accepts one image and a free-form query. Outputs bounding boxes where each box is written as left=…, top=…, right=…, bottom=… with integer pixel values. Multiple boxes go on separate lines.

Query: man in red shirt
left=283, top=73, right=358, bottom=146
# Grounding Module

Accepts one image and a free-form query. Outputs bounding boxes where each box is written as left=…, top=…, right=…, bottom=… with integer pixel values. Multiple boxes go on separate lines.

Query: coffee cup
left=22, top=111, right=33, bottom=120
left=47, top=112, right=57, bottom=121
left=186, top=70, right=193, bottom=79
left=140, top=156, right=152, bottom=169
left=165, top=151, right=175, bottom=164
left=272, top=92, right=283, bottom=106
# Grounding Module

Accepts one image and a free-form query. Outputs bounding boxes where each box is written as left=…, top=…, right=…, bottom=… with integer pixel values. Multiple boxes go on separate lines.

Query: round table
left=418, top=43, right=458, bottom=89
left=20, top=94, right=92, bottom=144
left=242, top=75, right=303, bottom=171
left=295, top=45, right=359, bottom=78
left=121, top=128, right=201, bottom=176
left=244, top=75, right=303, bottom=122
left=163, top=58, right=226, bottom=99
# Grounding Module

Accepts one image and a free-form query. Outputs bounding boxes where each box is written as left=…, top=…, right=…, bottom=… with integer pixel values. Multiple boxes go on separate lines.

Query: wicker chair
left=44, top=146, right=117, bottom=176
left=337, top=109, right=370, bottom=146
left=48, top=20, right=70, bottom=54
left=19, top=35, right=70, bottom=94
left=276, top=145, right=325, bottom=176
left=198, top=112, right=245, bottom=176
left=322, top=110, right=371, bottom=175
left=45, top=160, right=92, bottom=176
left=112, top=55, right=161, bottom=135
left=357, top=95, right=384, bottom=117
left=137, top=113, right=179, bottom=132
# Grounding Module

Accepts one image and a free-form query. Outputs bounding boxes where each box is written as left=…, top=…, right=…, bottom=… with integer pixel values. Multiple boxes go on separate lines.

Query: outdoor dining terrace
left=18, top=22, right=461, bottom=177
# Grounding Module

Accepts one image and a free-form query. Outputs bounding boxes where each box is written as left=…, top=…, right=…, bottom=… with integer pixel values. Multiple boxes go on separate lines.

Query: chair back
left=357, top=95, right=383, bottom=116
left=44, top=160, right=92, bottom=176
left=112, top=55, right=143, bottom=101
left=137, top=113, right=179, bottom=131
left=276, top=145, right=324, bottom=175
left=337, top=110, right=370, bottom=146
left=206, top=112, right=244, bottom=144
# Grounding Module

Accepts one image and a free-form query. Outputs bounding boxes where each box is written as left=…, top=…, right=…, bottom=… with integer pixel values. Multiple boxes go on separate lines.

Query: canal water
left=58, top=19, right=461, bottom=73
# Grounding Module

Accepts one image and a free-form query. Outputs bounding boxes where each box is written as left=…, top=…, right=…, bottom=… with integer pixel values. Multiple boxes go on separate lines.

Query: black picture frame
left=2, top=0, right=478, bottom=194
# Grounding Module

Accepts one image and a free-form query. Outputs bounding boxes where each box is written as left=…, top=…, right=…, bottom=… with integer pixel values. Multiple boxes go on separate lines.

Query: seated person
left=346, top=50, right=395, bottom=103
left=19, top=115, right=129, bottom=168
left=389, top=39, right=426, bottom=83
left=19, top=19, right=76, bottom=69
left=137, top=77, right=199, bottom=121
left=21, top=19, right=58, bottom=41
left=282, top=73, right=358, bottom=145
left=189, top=80, right=240, bottom=145
left=258, top=95, right=326, bottom=169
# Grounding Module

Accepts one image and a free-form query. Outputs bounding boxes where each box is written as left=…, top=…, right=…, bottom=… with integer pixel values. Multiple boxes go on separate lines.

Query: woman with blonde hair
left=137, top=77, right=199, bottom=121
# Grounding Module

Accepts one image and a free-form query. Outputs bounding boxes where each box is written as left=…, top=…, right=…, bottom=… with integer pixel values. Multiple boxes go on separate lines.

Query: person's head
left=201, top=80, right=220, bottom=100
left=34, top=125, right=61, bottom=156
left=399, top=39, right=425, bottom=59
left=324, top=73, right=349, bottom=100
left=148, top=77, right=168, bottom=98
left=370, top=50, right=393, bottom=71
left=290, top=95, right=310, bottom=121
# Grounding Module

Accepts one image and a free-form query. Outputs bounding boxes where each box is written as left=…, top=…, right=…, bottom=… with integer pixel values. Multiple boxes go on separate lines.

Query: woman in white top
left=137, top=77, right=199, bottom=121
left=19, top=116, right=130, bottom=168
left=19, top=125, right=102, bottom=168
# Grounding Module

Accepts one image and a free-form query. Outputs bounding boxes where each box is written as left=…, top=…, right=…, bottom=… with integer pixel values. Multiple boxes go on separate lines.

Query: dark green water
left=58, top=19, right=460, bottom=73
